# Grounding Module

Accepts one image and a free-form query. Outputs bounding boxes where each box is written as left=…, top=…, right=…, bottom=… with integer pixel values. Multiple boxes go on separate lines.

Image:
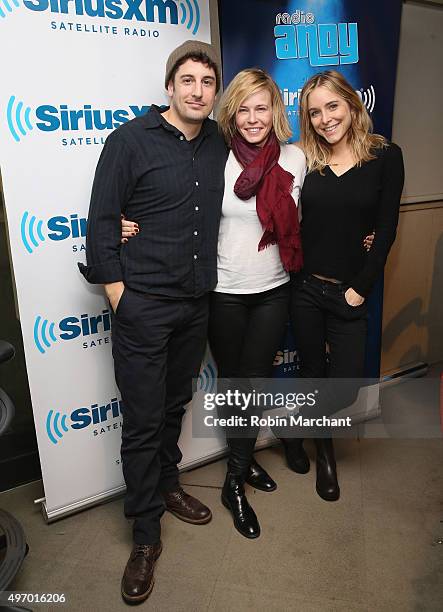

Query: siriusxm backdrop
left=219, top=0, right=403, bottom=377
left=0, top=0, right=232, bottom=522
left=0, top=0, right=403, bottom=522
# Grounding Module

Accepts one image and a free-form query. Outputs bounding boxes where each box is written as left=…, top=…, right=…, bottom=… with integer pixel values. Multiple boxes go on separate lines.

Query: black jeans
left=112, top=288, right=209, bottom=544
left=208, top=283, right=290, bottom=475
left=290, top=273, right=367, bottom=424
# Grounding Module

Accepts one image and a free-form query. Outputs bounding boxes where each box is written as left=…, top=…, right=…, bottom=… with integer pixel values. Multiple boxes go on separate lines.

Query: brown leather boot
left=163, top=487, right=212, bottom=524
left=121, top=542, right=162, bottom=604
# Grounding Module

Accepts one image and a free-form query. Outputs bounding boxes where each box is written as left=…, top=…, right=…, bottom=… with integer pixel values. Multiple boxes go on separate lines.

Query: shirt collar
left=141, top=104, right=213, bottom=139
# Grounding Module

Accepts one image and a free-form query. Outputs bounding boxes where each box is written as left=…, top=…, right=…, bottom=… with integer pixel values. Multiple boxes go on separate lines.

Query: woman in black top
left=285, top=70, right=404, bottom=501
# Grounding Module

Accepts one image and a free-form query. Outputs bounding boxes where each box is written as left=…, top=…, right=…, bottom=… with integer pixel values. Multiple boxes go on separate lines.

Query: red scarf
left=231, top=131, right=303, bottom=273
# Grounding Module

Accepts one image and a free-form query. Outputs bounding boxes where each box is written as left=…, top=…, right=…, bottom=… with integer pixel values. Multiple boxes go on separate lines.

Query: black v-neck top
left=300, top=142, right=404, bottom=297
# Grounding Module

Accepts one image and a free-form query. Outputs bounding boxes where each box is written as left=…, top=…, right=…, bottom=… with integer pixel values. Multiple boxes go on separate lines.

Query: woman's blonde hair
left=217, top=68, right=292, bottom=145
left=299, top=70, right=386, bottom=173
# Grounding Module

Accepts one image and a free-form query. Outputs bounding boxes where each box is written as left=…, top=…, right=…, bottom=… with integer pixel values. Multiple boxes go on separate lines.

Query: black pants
left=112, top=288, right=209, bottom=544
left=290, top=273, right=367, bottom=424
left=208, top=283, right=290, bottom=475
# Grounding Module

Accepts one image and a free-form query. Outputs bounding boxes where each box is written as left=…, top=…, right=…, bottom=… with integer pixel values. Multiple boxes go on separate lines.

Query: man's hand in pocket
left=105, top=281, right=125, bottom=313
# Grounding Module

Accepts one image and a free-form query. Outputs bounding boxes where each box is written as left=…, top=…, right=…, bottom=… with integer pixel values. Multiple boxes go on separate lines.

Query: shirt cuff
left=349, top=275, right=373, bottom=298
left=77, top=261, right=123, bottom=284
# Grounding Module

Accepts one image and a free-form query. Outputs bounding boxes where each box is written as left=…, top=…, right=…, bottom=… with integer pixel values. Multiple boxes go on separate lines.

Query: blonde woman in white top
left=208, top=69, right=305, bottom=538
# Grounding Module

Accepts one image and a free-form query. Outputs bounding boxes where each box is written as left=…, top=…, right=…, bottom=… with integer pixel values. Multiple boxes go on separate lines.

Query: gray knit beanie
left=165, top=40, right=221, bottom=92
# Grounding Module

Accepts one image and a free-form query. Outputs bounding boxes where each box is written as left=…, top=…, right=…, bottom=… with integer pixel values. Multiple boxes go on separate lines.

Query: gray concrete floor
left=1, top=433, right=443, bottom=612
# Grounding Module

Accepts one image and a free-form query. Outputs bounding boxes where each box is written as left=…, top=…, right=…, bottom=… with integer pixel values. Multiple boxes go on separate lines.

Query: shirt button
left=194, top=254, right=198, bottom=260
left=194, top=231, right=198, bottom=236
left=179, top=135, right=184, bottom=141
left=195, top=206, right=199, bottom=211
left=195, top=181, right=199, bottom=186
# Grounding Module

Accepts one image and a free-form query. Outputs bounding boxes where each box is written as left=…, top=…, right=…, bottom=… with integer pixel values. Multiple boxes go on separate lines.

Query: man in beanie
left=79, top=40, right=227, bottom=604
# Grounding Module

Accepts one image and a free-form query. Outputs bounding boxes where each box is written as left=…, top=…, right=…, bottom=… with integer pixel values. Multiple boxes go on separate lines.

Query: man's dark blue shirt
left=79, top=105, right=228, bottom=298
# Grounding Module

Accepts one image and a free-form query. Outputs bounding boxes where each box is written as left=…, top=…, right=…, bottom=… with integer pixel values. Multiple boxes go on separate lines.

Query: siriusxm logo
left=281, top=87, right=303, bottom=110
left=0, top=0, right=20, bottom=18
left=33, top=309, right=111, bottom=354
left=282, top=85, right=376, bottom=115
left=21, top=211, right=86, bottom=253
left=46, top=397, right=123, bottom=444
left=4, top=0, right=200, bottom=34
left=357, top=86, right=376, bottom=113
left=275, top=23, right=359, bottom=66
left=6, top=95, right=149, bottom=142
left=197, top=361, right=216, bottom=393
left=273, top=349, right=298, bottom=368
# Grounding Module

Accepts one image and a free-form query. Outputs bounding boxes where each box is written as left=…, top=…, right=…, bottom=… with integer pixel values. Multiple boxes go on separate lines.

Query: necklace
left=329, top=158, right=355, bottom=167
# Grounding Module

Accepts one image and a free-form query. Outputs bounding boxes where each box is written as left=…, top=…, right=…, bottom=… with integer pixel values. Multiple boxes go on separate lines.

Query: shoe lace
left=133, top=544, right=155, bottom=558
left=166, top=487, right=185, bottom=501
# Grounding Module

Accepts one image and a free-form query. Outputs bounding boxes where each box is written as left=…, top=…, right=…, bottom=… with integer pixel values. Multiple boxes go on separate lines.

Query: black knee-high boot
left=222, top=436, right=261, bottom=538
left=280, top=438, right=310, bottom=474
left=221, top=472, right=260, bottom=539
left=314, top=438, right=340, bottom=501
left=246, top=458, right=277, bottom=492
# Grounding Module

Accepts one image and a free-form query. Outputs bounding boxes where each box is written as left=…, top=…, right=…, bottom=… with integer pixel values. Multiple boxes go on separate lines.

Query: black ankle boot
left=281, top=438, right=310, bottom=474
left=315, top=438, right=340, bottom=501
left=245, top=459, right=277, bottom=492
left=221, top=473, right=260, bottom=539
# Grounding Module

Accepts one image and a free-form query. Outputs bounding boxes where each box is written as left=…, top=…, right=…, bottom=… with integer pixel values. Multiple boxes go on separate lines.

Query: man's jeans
left=112, top=289, right=209, bottom=544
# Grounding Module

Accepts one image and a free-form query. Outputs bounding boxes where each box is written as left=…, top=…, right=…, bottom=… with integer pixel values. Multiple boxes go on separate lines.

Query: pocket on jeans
left=291, top=273, right=307, bottom=290
left=115, top=288, right=128, bottom=316
left=341, top=289, right=365, bottom=309
left=337, top=291, right=367, bottom=322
